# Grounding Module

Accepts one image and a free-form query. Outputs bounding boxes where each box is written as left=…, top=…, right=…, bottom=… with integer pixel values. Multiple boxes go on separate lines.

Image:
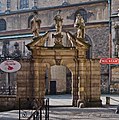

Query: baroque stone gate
left=0, top=13, right=102, bottom=110
left=17, top=13, right=101, bottom=107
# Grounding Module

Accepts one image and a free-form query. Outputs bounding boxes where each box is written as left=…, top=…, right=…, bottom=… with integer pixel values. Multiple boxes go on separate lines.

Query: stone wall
left=87, top=25, right=109, bottom=93
left=0, top=1, right=108, bottom=32
left=17, top=59, right=34, bottom=98
left=0, top=0, right=109, bottom=12
left=111, top=66, right=119, bottom=94
left=51, top=65, right=66, bottom=93
left=0, top=96, right=16, bottom=111
left=85, top=59, right=101, bottom=106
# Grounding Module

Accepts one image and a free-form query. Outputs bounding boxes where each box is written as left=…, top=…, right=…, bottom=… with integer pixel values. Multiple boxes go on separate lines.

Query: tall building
left=0, top=0, right=119, bottom=94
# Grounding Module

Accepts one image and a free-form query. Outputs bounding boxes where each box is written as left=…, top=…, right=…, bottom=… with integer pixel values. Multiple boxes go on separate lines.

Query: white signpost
left=0, top=60, right=21, bottom=73
left=0, top=60, right=21, bottom=95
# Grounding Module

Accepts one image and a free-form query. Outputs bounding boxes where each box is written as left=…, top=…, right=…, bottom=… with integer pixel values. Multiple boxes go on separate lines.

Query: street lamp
left=108, top=0, right=112, bottom=94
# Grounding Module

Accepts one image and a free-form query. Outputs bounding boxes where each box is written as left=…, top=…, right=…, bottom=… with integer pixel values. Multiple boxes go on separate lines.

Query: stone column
left=17, top=60, right=33, bottom=98
left=38, top=63, right=46, bottom=99
left=77, top=58, right=87, bottom=106
left=47, top=65, right=51, bottom=94
left=69, top=61, right=79, bottom=107
left=16, top=59, right=34, bottom=109
left=85, top=60, right=102, bottom=107
left=33, top=60, right=46, bottom=99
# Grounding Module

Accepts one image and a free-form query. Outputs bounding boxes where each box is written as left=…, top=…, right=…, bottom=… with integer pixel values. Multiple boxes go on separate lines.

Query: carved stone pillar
left=85, top=60, right=102, bottom=107
left=77, top=58, right=87, bottom=106
left=68, top=61, right=79, bottom=107
left=33, top=60, right=46, bottom=99
left=17, top=60, right=33, bottom=98
left=47, top=65, right=51, bottom=94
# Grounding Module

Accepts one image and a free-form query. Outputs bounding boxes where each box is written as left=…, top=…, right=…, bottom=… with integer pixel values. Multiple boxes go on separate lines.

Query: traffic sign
left=100, top=58, right=119, bottom=64
left=0, top=60, right=21, bottom=73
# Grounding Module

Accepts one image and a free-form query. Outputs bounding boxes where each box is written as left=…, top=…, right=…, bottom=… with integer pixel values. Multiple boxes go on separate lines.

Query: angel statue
left=54, top=14, right=63, bottom=34
left=74, top=14, right=85, bottom=39
left=31, top=11, right=41, bottom=38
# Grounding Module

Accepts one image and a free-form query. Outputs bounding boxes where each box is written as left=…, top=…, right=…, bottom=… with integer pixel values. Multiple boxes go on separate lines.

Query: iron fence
left=0, top=86, right=16, bottom=95
left=19, top=98, right=49, bottom=120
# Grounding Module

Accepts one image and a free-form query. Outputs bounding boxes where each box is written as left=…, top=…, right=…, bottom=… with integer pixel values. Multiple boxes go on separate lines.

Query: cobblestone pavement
left=49, top=107, right=119, bottom=120
left=0, top=106, right=119, bottom=120
left=46, top=94, right=119, bottom=106
left=0, top=94, right=119, bottom=120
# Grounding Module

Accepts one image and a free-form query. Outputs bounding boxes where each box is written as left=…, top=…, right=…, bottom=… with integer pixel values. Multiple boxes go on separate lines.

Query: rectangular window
left=7, top=0, right=11, bottom=9
left=20, top=0, right=29, bottom=9
left=34, top=0, right=38, bottom=6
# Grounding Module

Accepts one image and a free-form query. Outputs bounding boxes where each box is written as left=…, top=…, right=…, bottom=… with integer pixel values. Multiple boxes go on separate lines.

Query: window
left=85, top=35, right=92, bottom=59
left=0, top=19, right=6, bottom=31
left=0, top=2, right=2, bottom=11
left=115, top=25, right=119, bottom=45
left=28, top=15, right=34, bottom=28
left=20, top=0, right=29, bottom=9
left=75, top=9, right=88, bottom=22
left=34, top=0, right=38, bottom=5
left=114, top=25, right=119, bottom=57
left=7, top=0, right=11, bottom=9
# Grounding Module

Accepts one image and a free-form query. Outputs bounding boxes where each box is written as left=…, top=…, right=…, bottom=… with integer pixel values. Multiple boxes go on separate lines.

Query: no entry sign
left=100, top=58, right=119, bottom=64
left=0, top=60, right=21, bottom=73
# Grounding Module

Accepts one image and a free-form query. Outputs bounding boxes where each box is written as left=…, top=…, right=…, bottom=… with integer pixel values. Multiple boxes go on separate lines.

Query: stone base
left=85, top=100, right=102, bottom=107
left=0, top=96, right=16, bottom=111
left=72, top=99, right=78, bottom=107
left=0, top=96, right=45, bottom=111
left=77, top=99, right=102, bottom=107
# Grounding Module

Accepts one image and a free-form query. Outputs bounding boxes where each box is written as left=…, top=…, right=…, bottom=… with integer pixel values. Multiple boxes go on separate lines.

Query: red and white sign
left=100, top=58, right=119, bottom=64
left=0, top=60, right=21, bottom=73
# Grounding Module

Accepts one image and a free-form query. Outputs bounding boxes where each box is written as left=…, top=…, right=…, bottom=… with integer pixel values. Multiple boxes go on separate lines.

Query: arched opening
left=0, top=19, right=6, bottom=31
left=85, top=34, right=93, bottom=59
left=28, top=15, right=34, bottom=28
left=74, top=9, right=88, bottom=22
left=45, top=65, right=72, bottom=106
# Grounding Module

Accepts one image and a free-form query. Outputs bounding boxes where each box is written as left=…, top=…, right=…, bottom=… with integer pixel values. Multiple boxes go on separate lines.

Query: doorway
left=50, top=81, right=56, bottom=95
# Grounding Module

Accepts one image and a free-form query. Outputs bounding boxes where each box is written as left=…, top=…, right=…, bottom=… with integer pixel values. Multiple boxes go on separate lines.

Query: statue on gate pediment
left=74, top=14, right=85, bottom=39
left=54, top=14, right=63, bottom=34
left=52, top=14, right=64, bottom=47
left=31, top=11, right=41, bottom=39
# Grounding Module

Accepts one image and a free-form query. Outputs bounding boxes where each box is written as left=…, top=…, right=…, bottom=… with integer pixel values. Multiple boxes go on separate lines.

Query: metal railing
left=0, top=86, right=16, bottom=95
left=19, top=98, right=49, bottom=120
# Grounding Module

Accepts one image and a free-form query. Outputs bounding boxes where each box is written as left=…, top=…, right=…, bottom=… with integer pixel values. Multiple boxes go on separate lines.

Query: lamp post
left=108, top=0, right=112, bottom=94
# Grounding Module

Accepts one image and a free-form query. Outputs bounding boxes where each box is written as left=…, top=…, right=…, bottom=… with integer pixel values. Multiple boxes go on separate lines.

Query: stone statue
left=74, top=14, right=85, bottom=39
left=52, top=14, right=63, bottom=47
left=54, top=14, right=63, bottom=34
left=31, top=11, right=41, bottom=38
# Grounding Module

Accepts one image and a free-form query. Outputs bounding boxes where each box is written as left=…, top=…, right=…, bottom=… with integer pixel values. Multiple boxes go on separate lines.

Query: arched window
left=85, top=35, right=92, bottom=59
left=20, top=0, right=29, bottom=9
left=28, top=15, right=34, bottom=28
left=75, top=9, right=88, bottom=22
left=0, top=19, right=6, bottom=31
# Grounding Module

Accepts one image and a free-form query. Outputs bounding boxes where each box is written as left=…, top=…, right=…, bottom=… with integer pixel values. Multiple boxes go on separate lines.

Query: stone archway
left=16, top=14, right=102, bottom=107
left=18, top=40, right=101, bottom=107
left=30, top=47, right=80, bottom=106
left=0, top=13, right=102, bottom=110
